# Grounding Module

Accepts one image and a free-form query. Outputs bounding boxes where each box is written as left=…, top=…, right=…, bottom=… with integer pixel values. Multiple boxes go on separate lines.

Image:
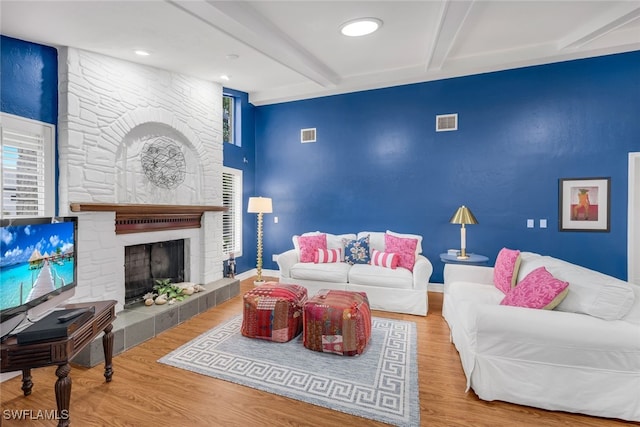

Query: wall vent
left=301, top=128, right=317, bottom=143
left=436, top=114, right=458, bottom=132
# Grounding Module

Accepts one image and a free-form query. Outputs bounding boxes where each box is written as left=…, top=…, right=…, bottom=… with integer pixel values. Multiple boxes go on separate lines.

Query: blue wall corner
left=222, top=87, right=258, bottom=274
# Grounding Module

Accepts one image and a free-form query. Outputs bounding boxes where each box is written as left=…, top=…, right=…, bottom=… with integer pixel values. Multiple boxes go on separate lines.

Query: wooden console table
left=1, top=300, right=117, bottom=427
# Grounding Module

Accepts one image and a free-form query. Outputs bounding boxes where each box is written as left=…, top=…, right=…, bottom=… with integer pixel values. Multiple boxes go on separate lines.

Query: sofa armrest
left=413, top=255, right=433, bottom=289
left=276, top=249, right=298, bottom=278
left=444, top=264, right=494, bottom=286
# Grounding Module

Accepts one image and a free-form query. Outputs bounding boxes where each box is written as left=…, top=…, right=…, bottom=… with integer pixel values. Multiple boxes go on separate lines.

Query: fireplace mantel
left=70, top=203, right=227, bottom=234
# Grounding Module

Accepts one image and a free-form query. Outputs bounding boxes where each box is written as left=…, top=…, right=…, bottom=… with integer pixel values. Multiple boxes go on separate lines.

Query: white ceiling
left=2, top=1, right=639, bottom=106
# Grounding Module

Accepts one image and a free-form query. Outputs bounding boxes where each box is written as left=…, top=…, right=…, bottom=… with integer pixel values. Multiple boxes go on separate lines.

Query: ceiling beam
left=425, top=0, right=475, bottom=71
left=168, top=0, right=340, bottom=88
left=558, top=3, right=640, bottom=50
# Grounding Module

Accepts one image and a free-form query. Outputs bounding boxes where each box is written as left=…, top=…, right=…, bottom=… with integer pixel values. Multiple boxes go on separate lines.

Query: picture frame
left=559, top=177, right=610, bottom=232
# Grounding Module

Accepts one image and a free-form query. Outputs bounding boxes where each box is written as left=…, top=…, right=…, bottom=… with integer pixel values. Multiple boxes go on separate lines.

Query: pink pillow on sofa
left=298, top=234, right=327, bottom=263
left=493, top=247, right=522, bottom=294
left=384, top=233, right=418, bottom=271
left=314, top=248, right=342, bottom=263
left=371, top=249, right=399, bottom=269
left=500, top=266, right=569, bottom=310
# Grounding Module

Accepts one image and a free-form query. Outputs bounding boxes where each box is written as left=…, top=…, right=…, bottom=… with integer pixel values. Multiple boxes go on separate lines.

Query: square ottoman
left=303, top=289, right=372, bottom=356
left=241, top=282, right=308, bottom=343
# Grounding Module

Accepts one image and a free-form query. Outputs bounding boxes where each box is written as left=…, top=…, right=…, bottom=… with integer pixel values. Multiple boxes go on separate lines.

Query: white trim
left=235, top=268, right=279, bottom=281
left=629, top=153, right=640, bottom=285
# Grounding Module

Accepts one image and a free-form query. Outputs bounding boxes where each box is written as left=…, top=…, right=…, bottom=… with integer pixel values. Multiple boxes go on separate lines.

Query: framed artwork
left=559, top=177, right=610, bottom=232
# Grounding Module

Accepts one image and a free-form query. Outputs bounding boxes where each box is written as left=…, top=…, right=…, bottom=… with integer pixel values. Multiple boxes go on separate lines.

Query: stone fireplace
left=55, top=47, right=226, bottom=313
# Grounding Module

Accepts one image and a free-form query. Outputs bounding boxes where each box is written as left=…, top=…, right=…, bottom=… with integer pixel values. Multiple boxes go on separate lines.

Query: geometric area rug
left=158, top=315, right=419, bottom=426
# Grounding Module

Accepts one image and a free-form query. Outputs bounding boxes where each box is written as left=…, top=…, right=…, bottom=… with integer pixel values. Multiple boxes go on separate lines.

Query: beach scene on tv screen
left=1, top=221, right=75, bottom=311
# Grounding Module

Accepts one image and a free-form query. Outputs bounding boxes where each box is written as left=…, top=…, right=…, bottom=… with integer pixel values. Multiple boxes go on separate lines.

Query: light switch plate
left=540, top=219, right=547, bottom=228
left=527, top=219, right=534, bottom=228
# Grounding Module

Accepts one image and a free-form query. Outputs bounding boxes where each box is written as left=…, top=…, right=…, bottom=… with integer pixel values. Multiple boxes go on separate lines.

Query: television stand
left=1, top=300, right=116, bottom=427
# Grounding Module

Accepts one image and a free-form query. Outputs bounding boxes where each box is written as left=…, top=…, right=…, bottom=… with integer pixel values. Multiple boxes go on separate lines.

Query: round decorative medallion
left=140, top=137, right=186, bottom=189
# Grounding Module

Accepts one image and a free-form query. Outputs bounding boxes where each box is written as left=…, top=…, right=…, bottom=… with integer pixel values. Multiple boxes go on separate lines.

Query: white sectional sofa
left=277, top=231, right=433, bottom=316
left=443, top=251, right=640, bottom=421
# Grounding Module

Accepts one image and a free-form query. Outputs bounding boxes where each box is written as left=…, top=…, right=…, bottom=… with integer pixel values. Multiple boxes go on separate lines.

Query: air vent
left=436, top=114, right=458, bottom=132
left=301, top=128, right=317, bottom=143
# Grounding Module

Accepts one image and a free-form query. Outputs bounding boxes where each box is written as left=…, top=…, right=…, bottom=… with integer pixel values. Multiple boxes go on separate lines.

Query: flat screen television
left=1, top=216, right=78, bottom=339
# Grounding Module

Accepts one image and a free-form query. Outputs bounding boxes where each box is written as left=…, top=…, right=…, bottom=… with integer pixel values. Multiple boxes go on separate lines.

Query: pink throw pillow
left=298, top=234, right=327, bottom=263
left=493, top=248, right=522, bottom=294
left=371, top=249, right=399, bottom=269
left=500, top=267, right=569, bottom=310
left=384, top=233, right=418, bottom=271
left=314, top=248, right=342, bottom=263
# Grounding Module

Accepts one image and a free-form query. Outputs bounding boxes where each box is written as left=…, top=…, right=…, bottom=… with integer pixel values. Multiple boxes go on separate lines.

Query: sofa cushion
left=348, top=264, right=413, bottom=289
left=384, top=233, right=418, bottom=271
left=518, top=254, right=635, bottom=320
left=314, top=248, right=342, bottom=263
left=500, top=266, right=569, bottom=310
left=290, top=262, right=351, bottom=283
left=493, top=248, right=522, bottom=294
left=298, top=234, right=327, bottom=263
left=343, top=235, right=371, bottom=265
left=370, top=249, right=399, bottom=269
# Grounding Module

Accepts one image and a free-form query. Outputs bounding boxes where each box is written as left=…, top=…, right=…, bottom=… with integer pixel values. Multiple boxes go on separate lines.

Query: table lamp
left=449, top=205, right=478, bottom=259
left=247, top=196, right=273, bottom=284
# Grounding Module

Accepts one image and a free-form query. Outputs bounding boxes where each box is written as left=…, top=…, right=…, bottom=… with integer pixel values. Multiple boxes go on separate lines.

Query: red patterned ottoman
left=241, top=282, right=308, bottom=343
left=303, top=289, right=372, bottom=356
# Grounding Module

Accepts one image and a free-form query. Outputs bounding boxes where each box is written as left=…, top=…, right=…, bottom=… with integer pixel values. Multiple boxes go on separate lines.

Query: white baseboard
left=236, top=269, right=444, bottom=293
left=234, top=269, right=279, bottom=281
left=428, top=283, right=444, bottom=293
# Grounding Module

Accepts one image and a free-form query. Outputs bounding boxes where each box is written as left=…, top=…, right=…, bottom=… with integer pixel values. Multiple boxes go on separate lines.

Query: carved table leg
left=21, top=368, right=33, bottom=396
left=55, top=363, right=71, bottom=427
left=103, top=323, right=114, bottom=382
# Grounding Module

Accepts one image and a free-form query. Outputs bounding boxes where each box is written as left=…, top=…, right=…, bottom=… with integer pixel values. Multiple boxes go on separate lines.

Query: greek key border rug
left=158, top=315, right=419, bottom=426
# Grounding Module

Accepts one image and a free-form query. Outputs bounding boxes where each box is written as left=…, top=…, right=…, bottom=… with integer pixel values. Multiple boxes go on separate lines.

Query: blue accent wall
left=1, top=35, right=57, bottom=124
left=255, top=51, right=640, bottom=282
left=222, top=87, right=257, bottom=274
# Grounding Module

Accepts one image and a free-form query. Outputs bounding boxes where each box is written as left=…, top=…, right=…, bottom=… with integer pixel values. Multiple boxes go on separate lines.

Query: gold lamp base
left=456, top=248, right=469, bottom=259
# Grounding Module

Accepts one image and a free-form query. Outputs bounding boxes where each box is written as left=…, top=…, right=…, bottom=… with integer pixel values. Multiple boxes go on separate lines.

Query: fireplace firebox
left=124, top=239, right=185, bottom=307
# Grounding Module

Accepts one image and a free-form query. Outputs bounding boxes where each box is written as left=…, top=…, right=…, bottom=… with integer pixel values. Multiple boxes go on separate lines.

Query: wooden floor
left=1, top=277, right=635, bottom=426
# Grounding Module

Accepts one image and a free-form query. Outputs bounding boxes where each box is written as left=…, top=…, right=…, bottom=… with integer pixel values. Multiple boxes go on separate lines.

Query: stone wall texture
left=57, top=47, right=224, bottom=311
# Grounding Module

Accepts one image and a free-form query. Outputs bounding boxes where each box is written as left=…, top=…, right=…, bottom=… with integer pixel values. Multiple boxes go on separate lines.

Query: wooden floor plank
left=1, top=277, right=634, bottom=426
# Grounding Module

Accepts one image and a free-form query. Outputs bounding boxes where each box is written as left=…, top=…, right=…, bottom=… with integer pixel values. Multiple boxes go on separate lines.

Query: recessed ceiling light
left=340, top=18, right=382, bottom=37
left=220, top=75, right=231, bottom=81
left=134, top=50, right=150, bottom=56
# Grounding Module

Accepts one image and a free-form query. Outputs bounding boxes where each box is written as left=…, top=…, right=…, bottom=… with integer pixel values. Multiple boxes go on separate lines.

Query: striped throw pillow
left=371, top=249, right=399, bottom=269
left=314, top=248, right=342, bottom=263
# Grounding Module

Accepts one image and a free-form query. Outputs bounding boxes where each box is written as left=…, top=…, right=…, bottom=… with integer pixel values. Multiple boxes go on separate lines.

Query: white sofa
left=442, top=251, right=640, bottom=422
left=277, top=231, right=433, bottom=316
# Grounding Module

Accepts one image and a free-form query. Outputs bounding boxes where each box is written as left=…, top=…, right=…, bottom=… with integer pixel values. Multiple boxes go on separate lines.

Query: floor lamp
left=248, top=196, right=273, bottom=285
left=449, top=205, right=478, bottom=259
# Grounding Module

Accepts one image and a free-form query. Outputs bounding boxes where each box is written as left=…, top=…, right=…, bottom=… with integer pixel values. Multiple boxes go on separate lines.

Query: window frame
left=223, top=94, right=235, bottom=145
left=222, top=166, right=243, bottom=258
left=1, top=113, right=55, bottom=218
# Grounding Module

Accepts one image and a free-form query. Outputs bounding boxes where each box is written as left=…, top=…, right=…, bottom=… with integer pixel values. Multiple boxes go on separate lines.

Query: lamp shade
left=247, top=197, right=273, bottom=214
left=449, top=205, right=478, bottom=225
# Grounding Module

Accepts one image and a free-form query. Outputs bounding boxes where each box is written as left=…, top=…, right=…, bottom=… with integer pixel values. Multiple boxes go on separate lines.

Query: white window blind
left=1, top=113, right=55, bottom=218
left=222, top=167, right=243, bottom=257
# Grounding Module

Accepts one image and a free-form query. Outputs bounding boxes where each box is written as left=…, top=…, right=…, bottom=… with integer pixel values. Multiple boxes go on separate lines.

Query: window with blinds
left=222, top=167, right=243, bottom=257
left=1, top=114, right=55, bottom=218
